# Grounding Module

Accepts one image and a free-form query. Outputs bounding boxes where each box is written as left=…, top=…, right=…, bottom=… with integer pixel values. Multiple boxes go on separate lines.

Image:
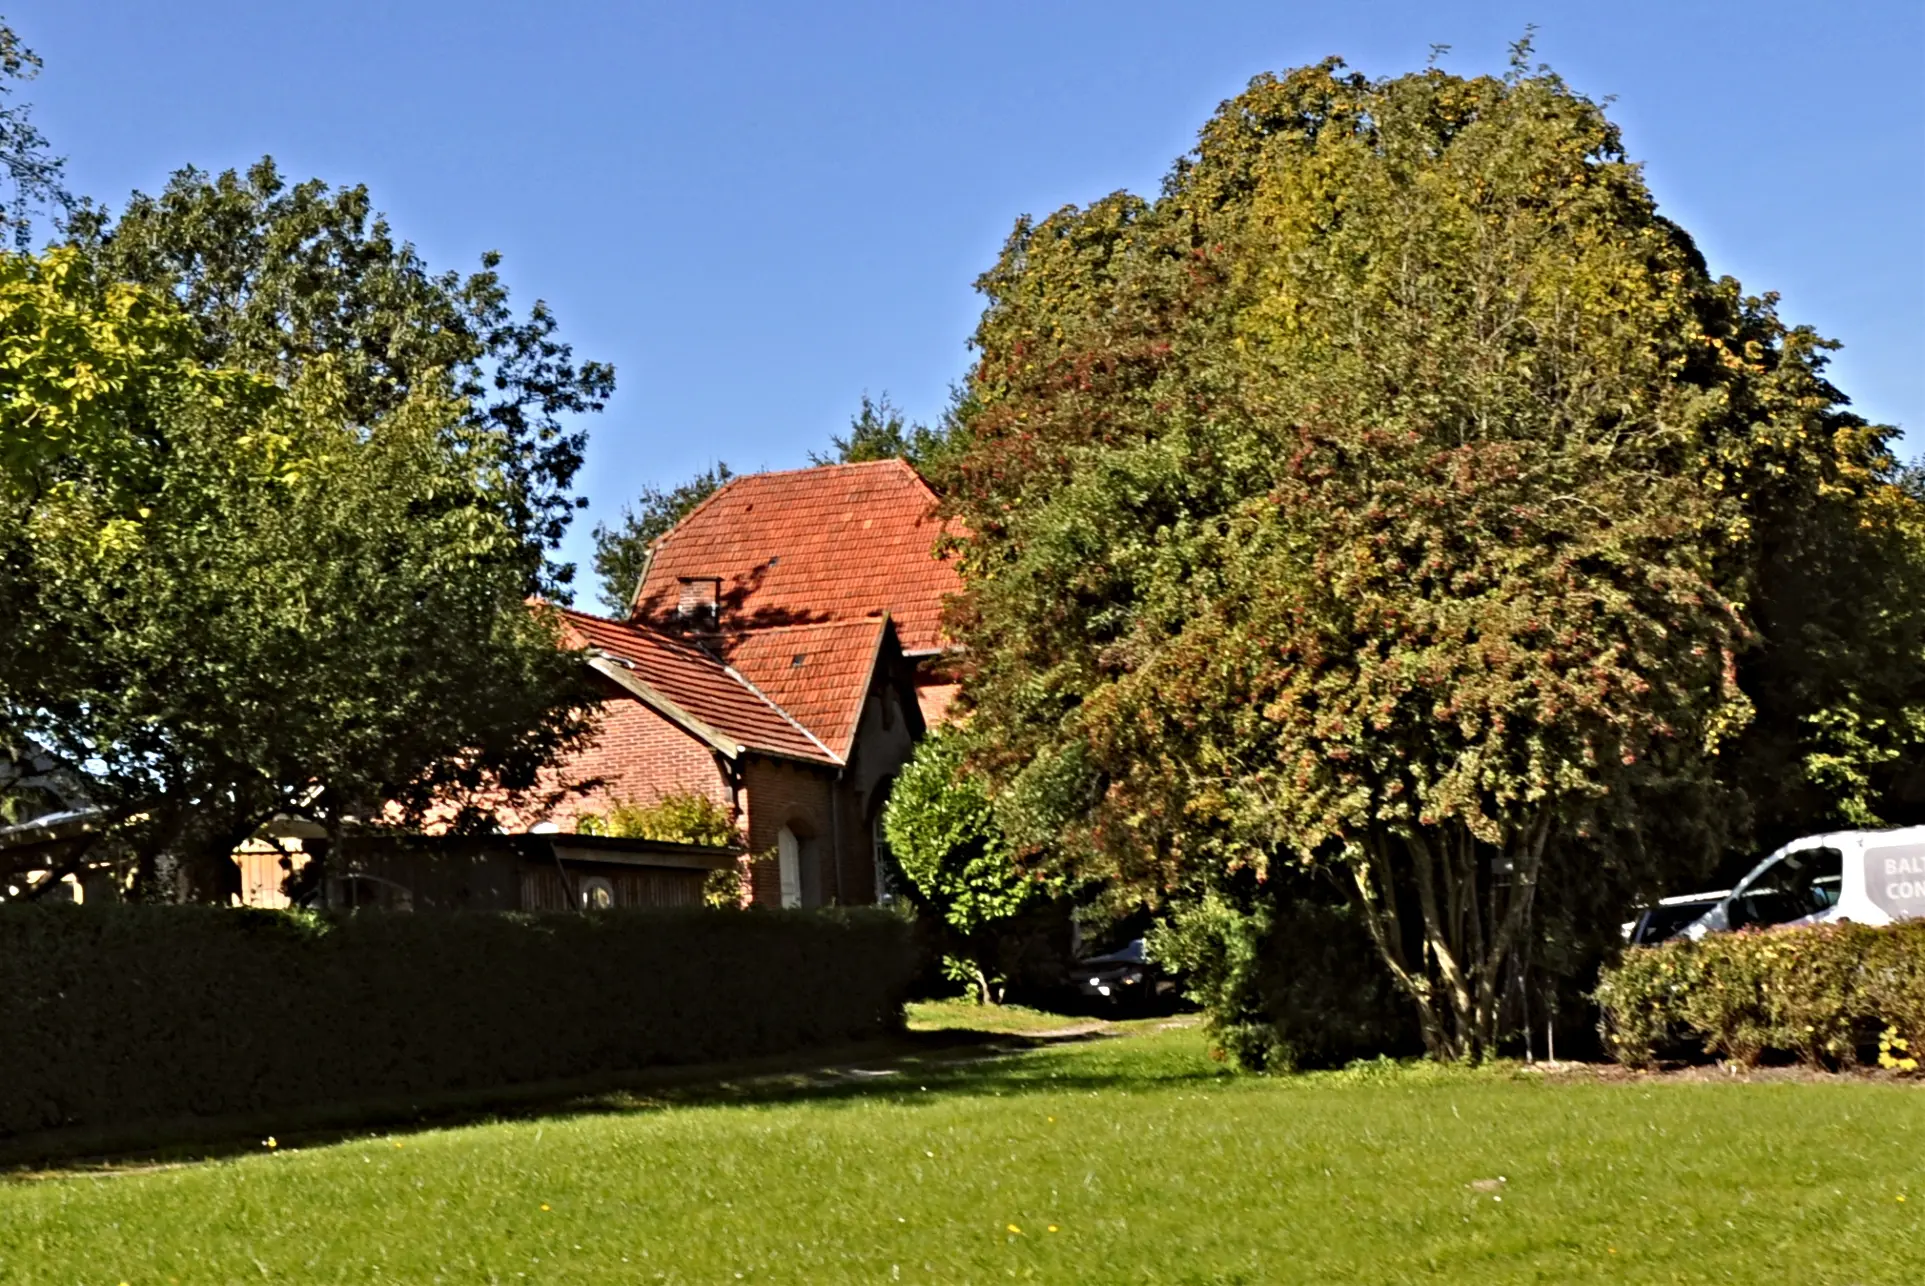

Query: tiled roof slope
left=633, top=459, right=961, bottom=654
left=720, top=619, right=889, bottom=763
left=555, top=608, right=834, bottom=764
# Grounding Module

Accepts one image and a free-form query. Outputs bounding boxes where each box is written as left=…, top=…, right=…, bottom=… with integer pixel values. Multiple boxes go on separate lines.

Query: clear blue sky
left=14, top=1, right=1924, bottom=589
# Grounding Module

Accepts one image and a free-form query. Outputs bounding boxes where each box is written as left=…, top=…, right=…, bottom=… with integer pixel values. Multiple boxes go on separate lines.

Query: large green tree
left=938, top=49, right=1921, bottom=1058
left=67, top=158, right=612, bottom=597
left=0, top=249, right=597, bottom=901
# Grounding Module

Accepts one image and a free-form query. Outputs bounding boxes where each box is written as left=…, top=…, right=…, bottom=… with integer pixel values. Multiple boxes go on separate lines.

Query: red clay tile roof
left=719, top=619, right=890, bottom=763
left=555, top=608, right=835, bottom=764
left=632, top=459, right=961, bottom=654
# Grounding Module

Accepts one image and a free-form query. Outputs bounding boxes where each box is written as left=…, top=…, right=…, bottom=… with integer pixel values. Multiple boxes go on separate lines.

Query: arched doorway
left=777, top=826, right=801, bottom=907
left=776, top=823, right=820, bottom=908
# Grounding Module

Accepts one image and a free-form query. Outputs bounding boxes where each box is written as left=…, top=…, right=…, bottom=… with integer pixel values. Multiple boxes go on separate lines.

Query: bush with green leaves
left=0, top=903, right=915, bottom=1148
left=1149, top=885, right=1418, bottom=1070
left=1596, top=920, right=1925, bottom=1069
left=882, top=730, right=1050, bottom=1002
left=575, top=792, right=737, bottom=846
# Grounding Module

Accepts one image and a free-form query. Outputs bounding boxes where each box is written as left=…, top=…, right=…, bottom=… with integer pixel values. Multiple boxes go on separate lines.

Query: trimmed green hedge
left=0, top=905, right=916, bottom=1141
left=1596, top=920, right=1925, bottom=1069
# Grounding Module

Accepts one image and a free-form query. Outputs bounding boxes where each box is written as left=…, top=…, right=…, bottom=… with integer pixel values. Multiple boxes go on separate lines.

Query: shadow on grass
left=3, top=1021, right=1221, bottom=1178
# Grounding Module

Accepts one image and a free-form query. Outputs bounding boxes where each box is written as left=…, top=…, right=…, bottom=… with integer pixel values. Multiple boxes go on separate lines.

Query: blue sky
left=14, top=1, right=1924, bottom=591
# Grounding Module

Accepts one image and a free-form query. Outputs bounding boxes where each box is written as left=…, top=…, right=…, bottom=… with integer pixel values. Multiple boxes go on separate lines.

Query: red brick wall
left=514, top=683, right=736, bottom=833
left=742, top=757, right=833, bottom=906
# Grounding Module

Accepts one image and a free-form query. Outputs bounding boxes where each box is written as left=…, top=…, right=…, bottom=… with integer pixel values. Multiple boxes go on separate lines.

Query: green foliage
left=1596, top=920, right=1925, bottom=1069
left=575, top=793, right=748, bottom=908
left=67, top=157, right=613, bottom=597
left=0, top=246, right=249, bottom=496
left=938, top=47, right=1920, bottom=1060
left=700, top=864, right=751, bottom=909
left=811, top=392, right=946, bottom=470
left=1148, top=885, right=1416, bottom=1071
left=883, top=730, right=1036, bottom=935
left=589, top=461, right=734, bottom=614
left=883, top=730, right=1049, bottom=1003
left=0, top=247, right=598, bottom=899
left=575, top=792, right=738, bottom=847
left=0, top=20, right=70, bottom=250
left=0, top=902, right=915, bottom=1142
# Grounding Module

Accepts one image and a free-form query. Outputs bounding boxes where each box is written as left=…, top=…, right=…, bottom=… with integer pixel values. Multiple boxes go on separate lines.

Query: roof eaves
left=586, top=654, right=743, bottom=760
left=832, top=615, right=893, bottom=762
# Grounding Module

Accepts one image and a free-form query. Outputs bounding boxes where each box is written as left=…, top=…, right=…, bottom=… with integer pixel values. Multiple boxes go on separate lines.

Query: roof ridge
left=649, top=458, right=930, bottom=558
left=715, top=617, right=887, bottom=638
left=726, top=458, right=919, bottom=483
left=553, top=603, right=632, bottom=629
left=644, top=466, right=749, bottom=562
left=570, top=606, right=840, bottom=766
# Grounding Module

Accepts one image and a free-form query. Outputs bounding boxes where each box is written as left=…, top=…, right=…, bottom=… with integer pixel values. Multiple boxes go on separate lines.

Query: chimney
left=676, top=576, right=721, bottom=627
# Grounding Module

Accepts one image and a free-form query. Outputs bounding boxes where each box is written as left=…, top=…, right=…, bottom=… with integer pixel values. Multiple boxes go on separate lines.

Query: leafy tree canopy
left=0, top=248, right=596, bottom=901
left=811, top=392, right=947, bottom=470
left=590, top=461, right=734, bottom=615
left=0, top=19, right=70, bottom=250
left=66, top=158, right=613, bottom=597
left=937, top=45, right=1922, bottom=1058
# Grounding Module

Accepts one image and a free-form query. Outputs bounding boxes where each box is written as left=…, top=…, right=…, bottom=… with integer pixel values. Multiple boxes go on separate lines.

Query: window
left=579, top=876, right=615, bottom=910
left=872, top=808, right=899, bottom=905
left=1731, top=847, right=1842, bottom=929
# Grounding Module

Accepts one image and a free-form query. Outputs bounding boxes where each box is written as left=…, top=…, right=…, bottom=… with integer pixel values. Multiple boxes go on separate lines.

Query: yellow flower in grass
left=1006, top=1224, right=1022, bottom=1235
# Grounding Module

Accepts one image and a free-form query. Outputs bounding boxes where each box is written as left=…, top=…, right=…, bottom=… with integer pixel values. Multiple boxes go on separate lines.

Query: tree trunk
left=1348, top=816, right=1549, bottom=1061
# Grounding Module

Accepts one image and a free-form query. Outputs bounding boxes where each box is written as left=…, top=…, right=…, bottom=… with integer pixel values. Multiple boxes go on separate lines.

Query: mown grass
left=905, top=998, right=1124, bottom=1035
left=2, top=1023, right=1920, bottom=1283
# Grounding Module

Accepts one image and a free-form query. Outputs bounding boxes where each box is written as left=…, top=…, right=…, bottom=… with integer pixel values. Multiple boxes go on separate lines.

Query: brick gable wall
left=522, top=679, right=736, bottom=833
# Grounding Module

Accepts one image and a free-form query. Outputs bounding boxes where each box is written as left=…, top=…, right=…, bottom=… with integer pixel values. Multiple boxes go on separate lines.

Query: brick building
left=532, top=459, right=963, bottom=907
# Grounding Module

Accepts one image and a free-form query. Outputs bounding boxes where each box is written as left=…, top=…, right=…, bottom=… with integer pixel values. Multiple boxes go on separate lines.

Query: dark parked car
left=1073, top=938, right=1177, bottom=1011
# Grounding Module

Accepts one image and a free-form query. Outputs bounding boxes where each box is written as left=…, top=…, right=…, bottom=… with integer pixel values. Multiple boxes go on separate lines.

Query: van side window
left=1732, top=847, right=1843, bottom=928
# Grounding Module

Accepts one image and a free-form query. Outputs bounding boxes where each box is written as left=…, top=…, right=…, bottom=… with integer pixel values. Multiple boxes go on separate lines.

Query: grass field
left=2, top=1010, right=1921, bottom=1284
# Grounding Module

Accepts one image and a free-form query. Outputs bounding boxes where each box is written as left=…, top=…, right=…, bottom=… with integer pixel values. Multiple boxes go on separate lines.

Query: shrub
left=1149, top=888, right=1419, bottom=1071
left=0, top=903, right=915, bottom=1143
left=883, top=730, right=1054, bottom=1003
left=575, top=792, right=738, bottom=846
left=1596, top=920, right=1925, bottom=1069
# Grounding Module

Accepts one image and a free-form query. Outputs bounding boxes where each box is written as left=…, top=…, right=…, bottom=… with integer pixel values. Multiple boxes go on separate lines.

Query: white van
left=1683, top=825, right=1925, bottom=938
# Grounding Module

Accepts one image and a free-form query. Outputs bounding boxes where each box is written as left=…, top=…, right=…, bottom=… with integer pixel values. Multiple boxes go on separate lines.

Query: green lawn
left=2, top=1021, right=1921, bottom=1284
